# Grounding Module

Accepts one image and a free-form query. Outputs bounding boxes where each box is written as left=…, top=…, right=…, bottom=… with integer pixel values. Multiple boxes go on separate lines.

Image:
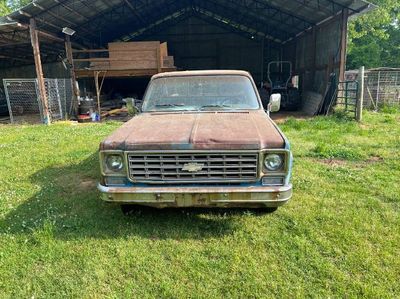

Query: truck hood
left=100, top=111, right=285, bottom=150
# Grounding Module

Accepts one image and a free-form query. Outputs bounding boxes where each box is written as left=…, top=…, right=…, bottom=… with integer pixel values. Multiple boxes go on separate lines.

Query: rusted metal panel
left=100, top=111, right=285, bottom=151
left=294, top=13, right=343, bottom=95
left=98, top=183, right=292, bottom=208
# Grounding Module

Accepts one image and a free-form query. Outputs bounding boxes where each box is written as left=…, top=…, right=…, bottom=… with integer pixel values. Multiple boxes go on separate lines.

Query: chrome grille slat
left=127, top=152, right=258, bottom=183
left=130, top=165, right=257, bottom=169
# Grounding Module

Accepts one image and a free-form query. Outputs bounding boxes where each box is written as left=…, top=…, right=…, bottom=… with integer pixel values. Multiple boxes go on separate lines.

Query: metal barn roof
left=0, top=0, right=374, bottom=68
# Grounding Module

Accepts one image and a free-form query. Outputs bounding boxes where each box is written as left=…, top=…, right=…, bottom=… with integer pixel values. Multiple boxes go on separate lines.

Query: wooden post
left=356, top=66, right=365, bottom=122
left=65, top=35, right=79, bottom=117
left=94, top=71, right=101, bottom=120
left=156, top=45, right=162, bottom=73
left=94, top=71, right=106, bottom=121
left=29, top=18, right=50, bottom=124
left=260, top=38, right=265, bottom=86
left=376, top=70, right=381, bottom=106
left=339, top=9, right=349, bottom=82
left=311, top=26, right=317, bottom=83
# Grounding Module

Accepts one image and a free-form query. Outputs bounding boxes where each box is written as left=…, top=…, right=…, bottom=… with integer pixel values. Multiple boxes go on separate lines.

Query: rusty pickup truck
left=98, top=70, right=293, bottom=212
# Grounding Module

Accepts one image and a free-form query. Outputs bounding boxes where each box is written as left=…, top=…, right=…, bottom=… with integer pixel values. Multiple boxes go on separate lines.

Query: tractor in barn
left=267, top=61, right=301, bottom=110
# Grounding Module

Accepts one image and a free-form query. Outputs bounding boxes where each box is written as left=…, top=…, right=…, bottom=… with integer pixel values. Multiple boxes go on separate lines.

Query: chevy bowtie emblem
left=182, top=162, right=204, bottom=172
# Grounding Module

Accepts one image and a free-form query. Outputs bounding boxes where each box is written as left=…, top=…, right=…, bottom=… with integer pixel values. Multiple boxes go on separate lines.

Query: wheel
left=120, top=204, right=135, bottom=215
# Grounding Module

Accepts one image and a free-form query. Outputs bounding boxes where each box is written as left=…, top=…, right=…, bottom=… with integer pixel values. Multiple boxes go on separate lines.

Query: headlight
left=264, top=154, right=284, bottom=171
left=106, top=155, right=124, bottom=172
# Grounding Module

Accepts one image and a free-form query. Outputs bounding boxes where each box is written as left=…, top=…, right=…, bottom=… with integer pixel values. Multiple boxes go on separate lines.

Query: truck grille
left=127, top=152, right=259, bottom=183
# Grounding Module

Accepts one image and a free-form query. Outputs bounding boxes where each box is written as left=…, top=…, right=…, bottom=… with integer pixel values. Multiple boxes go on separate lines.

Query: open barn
left=0, top=0, right=373, bottom=123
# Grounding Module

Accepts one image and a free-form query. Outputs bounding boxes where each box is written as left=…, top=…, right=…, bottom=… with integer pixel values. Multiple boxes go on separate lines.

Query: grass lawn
left=0, top=110, right=399, bottom=298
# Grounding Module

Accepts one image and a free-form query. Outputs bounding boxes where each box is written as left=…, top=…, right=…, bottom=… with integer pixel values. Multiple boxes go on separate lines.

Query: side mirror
left=268, top=93, right=281, bottom=112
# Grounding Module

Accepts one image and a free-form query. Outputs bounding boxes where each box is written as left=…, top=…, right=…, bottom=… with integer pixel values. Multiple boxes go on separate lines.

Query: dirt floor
left=270, top=111, right=311, bottom=123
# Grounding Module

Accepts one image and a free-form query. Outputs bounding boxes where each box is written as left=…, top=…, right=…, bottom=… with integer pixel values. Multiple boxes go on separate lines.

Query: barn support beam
left=29, top=18, right=51, bottom=125
left=310, top=26, right=317, bottom=87
left=10, top=17, right=87, bottom=49
left=94, top=71, right=107, bottom=121
left=65, top=35, right=79, bottom=117
left=339, top=9, right=348, bottom=82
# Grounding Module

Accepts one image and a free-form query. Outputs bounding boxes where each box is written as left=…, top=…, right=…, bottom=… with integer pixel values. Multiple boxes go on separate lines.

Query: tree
left=347, top=0, right=400, bottom=69
left=0, top=0, right=31, bottom=16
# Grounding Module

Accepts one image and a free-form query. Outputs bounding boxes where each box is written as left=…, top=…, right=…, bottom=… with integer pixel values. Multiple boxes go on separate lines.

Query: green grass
left=0, top=112, right=399, bottom=298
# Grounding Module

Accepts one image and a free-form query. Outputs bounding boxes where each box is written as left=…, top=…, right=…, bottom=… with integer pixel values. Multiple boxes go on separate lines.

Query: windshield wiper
left=199, top=104, right=232, bottom=110
left=155, top=103, right=185, bottom=108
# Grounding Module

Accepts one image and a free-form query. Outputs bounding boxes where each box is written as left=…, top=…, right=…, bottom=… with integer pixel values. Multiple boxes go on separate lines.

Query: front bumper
left=97, top=183, right=292, bottom=208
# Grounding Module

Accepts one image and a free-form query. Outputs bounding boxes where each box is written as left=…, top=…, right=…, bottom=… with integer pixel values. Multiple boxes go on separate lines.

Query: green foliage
left=0, top=0, right=30, bottom=16
left=347, top=0, right=400, bottom=69
left=311, top=143, right=365, bottom=160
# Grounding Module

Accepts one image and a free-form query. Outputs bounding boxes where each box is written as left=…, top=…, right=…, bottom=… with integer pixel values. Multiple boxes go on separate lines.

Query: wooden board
left=74, top=41, right=176, bottom=74
left=75, top=68, right=177, bottom=78
left=163, top=56, right=174, bottom=68
left=160, top=42, right=168, bottom=58
left=108, top=41, right=160, bottom=51
left=109, top=42, right=160, bottom=69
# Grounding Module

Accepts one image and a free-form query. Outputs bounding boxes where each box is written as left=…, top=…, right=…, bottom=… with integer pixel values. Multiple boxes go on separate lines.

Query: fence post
left=356, top=66, right=365, bottom=122
left=376, top=70, right=381, bottom=106
left=3, top=80, right=14, bottom=123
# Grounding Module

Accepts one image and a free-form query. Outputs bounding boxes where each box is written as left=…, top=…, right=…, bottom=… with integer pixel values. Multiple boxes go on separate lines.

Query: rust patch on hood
left=100, top=111, right=285, bottom=151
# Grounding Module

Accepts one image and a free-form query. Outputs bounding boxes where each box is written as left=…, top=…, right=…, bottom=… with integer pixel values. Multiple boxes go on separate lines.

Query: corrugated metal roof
left=0, top=0, right=375, bottom=68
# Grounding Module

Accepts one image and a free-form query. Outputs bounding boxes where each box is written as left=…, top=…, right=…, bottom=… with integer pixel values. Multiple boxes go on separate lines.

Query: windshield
left=142, top=75, right=260, bottom=112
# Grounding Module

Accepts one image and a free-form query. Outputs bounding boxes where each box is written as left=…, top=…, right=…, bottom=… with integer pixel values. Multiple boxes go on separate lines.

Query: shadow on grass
left=1, top=153, right=272, bottom=240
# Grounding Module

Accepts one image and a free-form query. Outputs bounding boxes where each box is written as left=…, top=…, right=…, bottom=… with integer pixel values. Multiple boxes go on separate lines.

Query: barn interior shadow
left=0, top=153, right=262, bottom=241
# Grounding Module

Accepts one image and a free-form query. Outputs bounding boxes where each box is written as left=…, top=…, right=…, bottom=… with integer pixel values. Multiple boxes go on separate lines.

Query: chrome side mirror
left=269, top=93, right=281, bottom=112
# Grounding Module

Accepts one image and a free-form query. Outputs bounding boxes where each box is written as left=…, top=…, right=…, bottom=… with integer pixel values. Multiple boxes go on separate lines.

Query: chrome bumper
left=97, top=183, right=292, bottom=208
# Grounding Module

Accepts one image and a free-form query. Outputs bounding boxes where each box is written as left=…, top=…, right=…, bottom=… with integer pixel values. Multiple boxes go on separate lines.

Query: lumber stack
left=88, top=41, right=175, bottom=71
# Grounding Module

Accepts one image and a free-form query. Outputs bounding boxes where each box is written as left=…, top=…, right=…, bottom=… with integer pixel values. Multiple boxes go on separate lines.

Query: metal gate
left=3, top=78, right=72, bottom=123
left=45, top=79, right=63, bottom=120
left=336, top=80, right=359, bottom=119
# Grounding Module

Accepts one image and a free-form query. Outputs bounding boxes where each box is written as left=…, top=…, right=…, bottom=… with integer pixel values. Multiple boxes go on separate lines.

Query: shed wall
left=139, top=16, right=281, bottom=85
left=289, top=14, right=343, bottom=109
left=0, top=62, right=70, bottom=88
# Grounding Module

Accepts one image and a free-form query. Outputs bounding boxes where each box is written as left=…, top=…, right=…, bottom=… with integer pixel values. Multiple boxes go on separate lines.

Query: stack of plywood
left=107, top=41, right=175, bottom=70
left=75, top=41, right=176, bottom=78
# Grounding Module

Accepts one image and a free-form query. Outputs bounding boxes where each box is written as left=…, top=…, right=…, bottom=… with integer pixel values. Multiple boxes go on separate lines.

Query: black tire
left=120, top=204, right=135, bottom=215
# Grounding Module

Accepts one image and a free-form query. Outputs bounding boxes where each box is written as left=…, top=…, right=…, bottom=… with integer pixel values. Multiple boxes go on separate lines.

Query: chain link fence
left=346, top=68, right=400, bottom=110
left=3, top=78, right=73, bottom=123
